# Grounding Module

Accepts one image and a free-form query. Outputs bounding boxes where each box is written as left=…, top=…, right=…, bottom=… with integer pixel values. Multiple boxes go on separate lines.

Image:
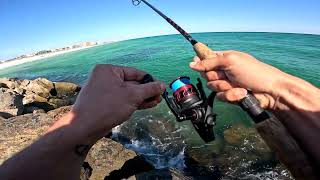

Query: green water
left=1, top=32, right=319, bottom=178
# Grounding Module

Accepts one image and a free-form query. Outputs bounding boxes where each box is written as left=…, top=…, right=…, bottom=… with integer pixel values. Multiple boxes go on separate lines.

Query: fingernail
left=237, top=89, right=248, bottom=98
left=190, top=62, right=197, bottom=67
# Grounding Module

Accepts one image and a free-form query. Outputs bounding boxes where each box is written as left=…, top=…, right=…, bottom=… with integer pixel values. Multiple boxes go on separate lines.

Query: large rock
left=54, top=82, right=81, bottom=97
left=23, top=106, right=46, bottom=114
left=48, top=98, right=70, bottom=109
left=0, top=78, right=19, bottom=89
left=0, top=77, right=80, bottom=116
left=0, top=105, right=146, bottom=180
left=223, top=125, right=271, bottom=154
left=26, top=78, right=54, bottom=98
left=0, top=106, right=72, bottom=164
left=19, top=79, right=31, bottom=88
left=0, top=91, right=24, bottom=118
left=85, top=138, right=137, bottom=180
left=23, top=94, right=48, bottom=105
left=106, top=156, right=154, bottom=179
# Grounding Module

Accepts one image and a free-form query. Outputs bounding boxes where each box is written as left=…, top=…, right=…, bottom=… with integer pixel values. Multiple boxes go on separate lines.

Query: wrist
left=272, top=73, right=320, bottom=112
left=47, top=112, right=100, bottom=147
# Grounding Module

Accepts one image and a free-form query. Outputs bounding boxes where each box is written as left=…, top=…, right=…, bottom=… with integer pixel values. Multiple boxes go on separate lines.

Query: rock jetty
left=0, top=77, right=153, bottom=179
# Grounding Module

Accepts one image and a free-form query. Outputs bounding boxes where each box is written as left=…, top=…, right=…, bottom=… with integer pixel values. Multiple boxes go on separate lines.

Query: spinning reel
left=141, top=74, right=217, bottom=143
left=162, top=77, right=217, bottom=143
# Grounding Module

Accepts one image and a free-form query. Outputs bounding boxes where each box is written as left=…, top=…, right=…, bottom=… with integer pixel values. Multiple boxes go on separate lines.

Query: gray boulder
left=48, top=98, right=70, bottom=109
left=86, top=138, right=137, bottom=180
left=19, top=79, right=31, bottom=88
left=223, top=125, right=271, bottom=154
left=22, top=93, right=55, bottom=112
left=0, top=77, right=80, bottom=116
left=23, top=94, right=48, bottom=105
left=0, top=106, right=71, bottom=165
left=0, top=91, right=24, bottom=118
left=54, top=82, right=81, bottom=97
left=26, top=78, right=54, bottom=98
left=23, top=106, right=46, bottom=114
left=13, top=87, right=25, bottom=95
left=0, top=78, right=19, bottom=89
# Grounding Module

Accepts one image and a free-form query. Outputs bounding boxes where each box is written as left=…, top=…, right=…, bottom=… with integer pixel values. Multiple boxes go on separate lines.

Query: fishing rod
left=133, top=1, right=316, bottom=178
left=132, top=0, right=198, bottom=46
left=133, top=0, right=268, bottom=131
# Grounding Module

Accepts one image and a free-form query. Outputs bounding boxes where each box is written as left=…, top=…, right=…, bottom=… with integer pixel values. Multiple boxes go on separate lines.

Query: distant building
left=72, top=45, right=82, bottom=49
left=77, top=42, right=98, bottom=47
left=35, top=50, right=52, bottom=56
left=15, top=55, right=28, bottom=60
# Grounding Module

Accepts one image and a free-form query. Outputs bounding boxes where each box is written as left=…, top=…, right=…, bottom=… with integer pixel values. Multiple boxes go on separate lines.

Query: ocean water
left=1, top=32, right=319, bottom=179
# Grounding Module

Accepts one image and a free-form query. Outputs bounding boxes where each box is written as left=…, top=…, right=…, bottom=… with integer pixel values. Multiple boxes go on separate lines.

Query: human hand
left=189, top=50, right=288, bottom=109
left=64, top=65, right=165, bottom=143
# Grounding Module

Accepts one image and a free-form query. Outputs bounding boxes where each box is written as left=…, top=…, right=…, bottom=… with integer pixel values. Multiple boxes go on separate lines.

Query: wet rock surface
left=186, top=124, right=293, bottom=179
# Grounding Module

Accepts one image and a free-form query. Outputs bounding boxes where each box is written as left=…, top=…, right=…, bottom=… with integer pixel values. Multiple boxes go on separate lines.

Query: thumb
left=135, top=82, right=166, bottom=100
left=189, top=57, right=227, bottom=72
left=216, top=88, right=248, bottom=102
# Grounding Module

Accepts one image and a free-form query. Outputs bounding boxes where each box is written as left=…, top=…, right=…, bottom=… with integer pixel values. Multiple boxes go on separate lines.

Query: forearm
left=272, top=74, right=320, bottom=166
left=0, top=113, right=94, bottom=180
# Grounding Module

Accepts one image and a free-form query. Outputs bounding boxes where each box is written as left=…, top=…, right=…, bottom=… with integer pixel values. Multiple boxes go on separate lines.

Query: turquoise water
left=1, top=32, right=319, bottom=178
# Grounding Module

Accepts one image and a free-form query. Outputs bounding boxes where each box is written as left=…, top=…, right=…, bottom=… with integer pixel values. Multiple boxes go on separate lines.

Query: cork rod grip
left=193, top=42, right=216, bottom=59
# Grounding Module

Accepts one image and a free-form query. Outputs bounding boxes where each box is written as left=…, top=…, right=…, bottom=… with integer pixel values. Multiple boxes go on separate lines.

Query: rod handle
left=239, top=93, right=269, bottom=123
left=193, top=42, right=216, bottom=60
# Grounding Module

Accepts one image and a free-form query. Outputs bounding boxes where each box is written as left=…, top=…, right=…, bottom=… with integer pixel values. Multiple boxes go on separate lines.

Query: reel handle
left=140, top=74, right=156, bottom=102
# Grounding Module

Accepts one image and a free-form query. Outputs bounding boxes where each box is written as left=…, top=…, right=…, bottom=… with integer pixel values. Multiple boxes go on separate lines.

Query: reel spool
left=170, top=77, right=201, bottom=110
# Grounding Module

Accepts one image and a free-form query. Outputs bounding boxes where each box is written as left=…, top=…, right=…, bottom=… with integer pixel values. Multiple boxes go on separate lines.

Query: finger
left=207, top=80, right=235, bottom=92
left=193, top=56, right=201, bottom=63
left=126, top=81, right=140, bottom=85
left=135, top=82, right=166, bottom=100
left=113, top=66, right=147, bottom=81
left=189, top=55, right=228, bottom=72
left=202, top=71, right=227, bottom=81
left=216, top=88, right=248, bottom=102
left=138, top=97, right=162, bottom=110
left=254, top=93, right=274, bottom=109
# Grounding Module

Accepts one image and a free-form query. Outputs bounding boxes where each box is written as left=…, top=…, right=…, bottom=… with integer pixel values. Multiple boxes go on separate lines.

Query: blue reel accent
left=171, top=77, right=191, bottom=92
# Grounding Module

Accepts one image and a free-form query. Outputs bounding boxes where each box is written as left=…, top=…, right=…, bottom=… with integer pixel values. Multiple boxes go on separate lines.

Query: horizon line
left=114, top=30, right=320, bottom=43
left=2, top=31, right=319, bottom=61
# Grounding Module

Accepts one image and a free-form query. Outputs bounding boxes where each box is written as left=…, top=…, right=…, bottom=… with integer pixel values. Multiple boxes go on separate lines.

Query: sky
left=0, top=0, right=319, bottom=60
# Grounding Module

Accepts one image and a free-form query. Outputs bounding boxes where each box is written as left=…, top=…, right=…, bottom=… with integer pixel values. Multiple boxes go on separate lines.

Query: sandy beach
left=0, top=45, right=99, bottom=70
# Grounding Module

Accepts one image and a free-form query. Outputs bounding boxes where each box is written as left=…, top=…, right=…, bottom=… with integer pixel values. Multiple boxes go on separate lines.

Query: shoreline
left=0, top=45, right=100, bottom=70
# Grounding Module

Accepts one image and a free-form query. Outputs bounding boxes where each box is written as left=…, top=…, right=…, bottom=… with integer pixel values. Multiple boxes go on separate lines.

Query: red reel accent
left=173, top=84, right=198, bottom=103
